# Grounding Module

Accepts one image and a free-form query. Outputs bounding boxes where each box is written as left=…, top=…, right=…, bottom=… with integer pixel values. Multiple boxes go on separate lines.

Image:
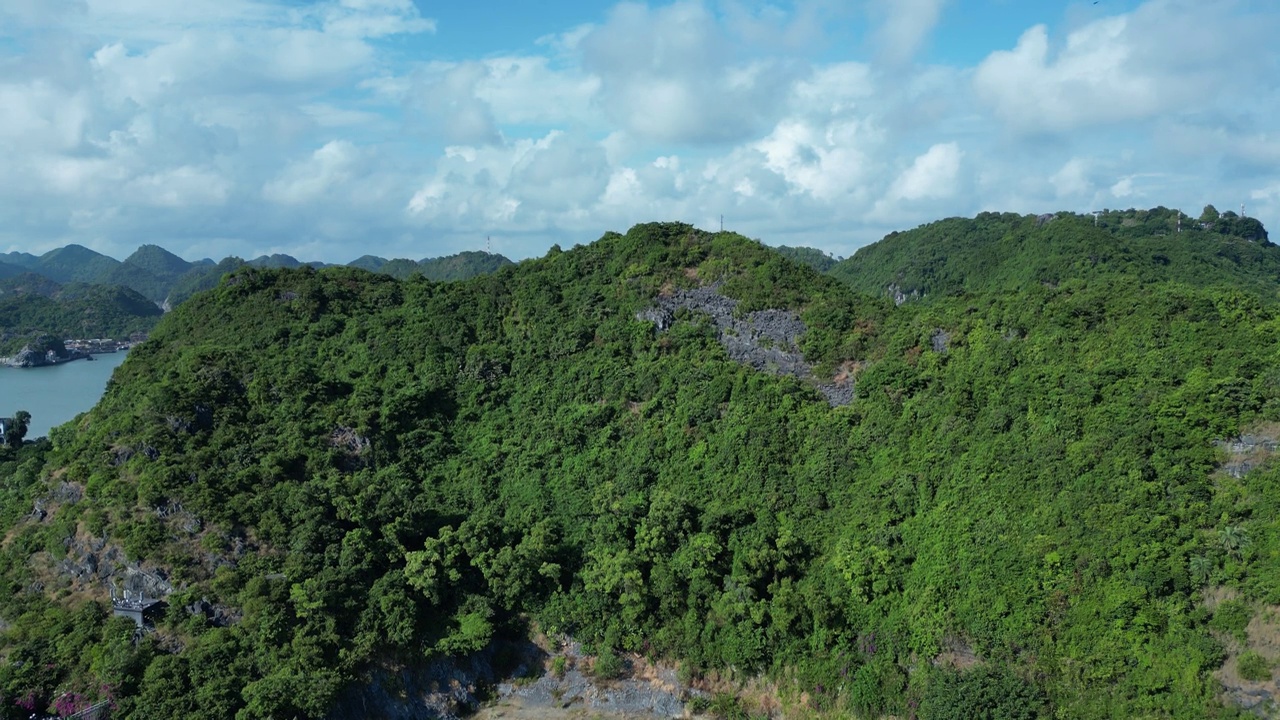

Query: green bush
left=918, top=665, right=1048, bottom=720
left=1238, top=651, right=1271, bottom=682
left=1212, top=600, right=1252, bottom=643
left=592, top=649, right=623, bottom=680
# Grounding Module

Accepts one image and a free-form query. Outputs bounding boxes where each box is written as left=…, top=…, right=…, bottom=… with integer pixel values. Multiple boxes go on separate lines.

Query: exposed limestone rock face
left=930, top=329, right=951, bottom=353
left=1217, top=433, right=1279, bottom=479
left=329, top=638, right=694, bottom=720
left=887, top=283, right=920, bottom=306
left=637, top=285, right=855, bottom=406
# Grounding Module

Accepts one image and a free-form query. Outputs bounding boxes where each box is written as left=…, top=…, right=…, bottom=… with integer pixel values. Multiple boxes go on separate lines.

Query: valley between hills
left=2, top=206, right=1279, bottom=719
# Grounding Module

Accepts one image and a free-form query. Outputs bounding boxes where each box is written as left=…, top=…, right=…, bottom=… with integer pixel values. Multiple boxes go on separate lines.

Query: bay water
left=0, top=351, right=130, bottom=438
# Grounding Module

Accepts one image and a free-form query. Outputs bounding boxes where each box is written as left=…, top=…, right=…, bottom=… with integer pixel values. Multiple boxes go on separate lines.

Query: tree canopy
left=0, top=215, right=1276, bottom=719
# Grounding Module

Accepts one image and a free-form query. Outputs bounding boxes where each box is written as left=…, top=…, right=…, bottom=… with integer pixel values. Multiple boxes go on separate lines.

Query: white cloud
left=888, top=142, right=962, bottom=201
left=263, top=140, right=361, bottom=205
left=125, top=166, right=232, bottom=207
left=754, top=117, right=879, bottom=202
left=869, top=0, right=948, bottom=66
left=1050, top=158, right=1094, bottom=198
left=475, top=57, right=601, bottom=127
left=0, top=0, right=1277, bottom=263
left=974, top=1, right=1276, bottom=134
left=580, top=1, right=799, bottom=144
left=0, top=81, right=91, bottom=152
left=973, top=19, right=1167, bottom=132
left=408, top=62, right=503, bottom=146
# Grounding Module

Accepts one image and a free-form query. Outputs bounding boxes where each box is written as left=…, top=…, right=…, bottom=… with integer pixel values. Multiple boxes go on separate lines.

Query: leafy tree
left=4, top=410, right=29, bottom=448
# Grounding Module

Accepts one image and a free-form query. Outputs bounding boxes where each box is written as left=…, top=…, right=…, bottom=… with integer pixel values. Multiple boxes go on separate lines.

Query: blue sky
left=0, top=0, right=1276, bottom=263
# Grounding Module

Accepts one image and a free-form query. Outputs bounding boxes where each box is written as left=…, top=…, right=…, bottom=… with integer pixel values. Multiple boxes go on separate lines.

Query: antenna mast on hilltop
left=1177, top=210, right=1182, bottom=233
left=1242, top=203, right=1247, bottom=218
left=486, top=236, right=491, bottom=254
left=720, top=215, right=724, bottom=232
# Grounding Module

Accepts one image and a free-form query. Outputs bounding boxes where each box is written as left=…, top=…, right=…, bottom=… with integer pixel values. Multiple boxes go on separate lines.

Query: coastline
left=0, top=341, right=132, bottom=369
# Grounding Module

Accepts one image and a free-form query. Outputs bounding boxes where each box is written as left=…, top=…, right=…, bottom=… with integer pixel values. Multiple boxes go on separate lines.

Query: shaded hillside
left=0, top=251, right=38, bottom=268
left=418, top=250, right=515, bottom=281
left=0, top=282, right=162, bottom=353
left=247, top=253, right=326, bottom=269
left=0, top=272, right=62, bottom=297
left=163, top=257, right=247, bottom=309
left=831, top=207, right=1278, bottom=301
left=0, top=245, right=516, bottom=316
left=0, top=261, right=24, bottom=280
left=772, top=245, right=838, bottom=273
left=123, top=244, right=194, bottom=279
left=31, top=244, right=121, bottom=285
left=346, top=251, right=515, bottom=281
left=104, top=245, right=197, bottom=302
left=1, top=221, right=1279, bottom=718
left=166, top=251, right=514, bottom=307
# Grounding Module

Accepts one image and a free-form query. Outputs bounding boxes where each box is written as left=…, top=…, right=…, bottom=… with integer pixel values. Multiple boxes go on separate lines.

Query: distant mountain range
left=0, top=244, right=517, bottom=353
left=1, top=245, right=516, bottom=306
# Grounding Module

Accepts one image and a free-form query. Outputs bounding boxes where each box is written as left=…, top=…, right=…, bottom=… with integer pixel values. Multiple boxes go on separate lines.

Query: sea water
left=0, top=351, right=131, bottom=438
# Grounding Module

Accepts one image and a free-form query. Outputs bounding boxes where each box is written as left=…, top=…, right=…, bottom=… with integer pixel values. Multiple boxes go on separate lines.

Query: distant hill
left=345, top=251, right=515, bottom=281
left=124, top=244, right=195, bottom=279
left=771, top=245, right=838, bottom=273
left=249, top=254, right=310, bottom=269
left=163, top=257, right=247, bottom=309
left=0, top=251, right=38, bottom=268
left=829, top=206, right=1278, bottom=301
left=419, top=250, right=515, bottom=281
left=32, top=244, right=121, bottom=284
left=108, top=245, right=197, bottom=303
left=0, top=242, right=518, bottom=315
left=347, top=254, right=387, bottom=272
left=0, top=261, right=25, bottom=280
left=0, top=281, right=162, bottom=353
left=0, top=272, right=62, bottom=298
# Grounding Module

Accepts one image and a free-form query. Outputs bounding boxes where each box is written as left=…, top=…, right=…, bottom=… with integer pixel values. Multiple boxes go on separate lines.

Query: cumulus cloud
left=580, top=1, right=800, bottom=144
left=263, top=140, right=362, bottom=205
left=125, top=166, right=232, bottom=207
left=754, top=117, right=879, bottom=202
left=0, top=0, right=1277, bottom=262
left=868, top=0, right=948, bottom=66
left=973, top=1, right=1276, bottom=134
left=475, top=57, right=601, bottom=127
left=1050, top=158, right=1095, bottom=198
left=888, top=142, right=963, bottom=201
left=408, top=63, right=503, bottom=146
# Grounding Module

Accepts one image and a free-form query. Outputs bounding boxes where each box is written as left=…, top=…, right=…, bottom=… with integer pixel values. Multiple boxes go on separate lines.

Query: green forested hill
left=772, top=245, right=838, bottom=273
left=1, top=220, right=1279, bottom=719
left=345, top=250, right=515, bottom=280
left=0, top=282, right=163, bottom=353
left=31, top=245, right=123, bottom=285
left=831, top=207, right=1277, bottom=301
left=165, top=251, right=513, bottom=307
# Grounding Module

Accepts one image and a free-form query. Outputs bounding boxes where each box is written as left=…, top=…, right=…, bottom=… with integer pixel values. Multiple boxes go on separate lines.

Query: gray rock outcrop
left=637, top=285, right=854, bottom=406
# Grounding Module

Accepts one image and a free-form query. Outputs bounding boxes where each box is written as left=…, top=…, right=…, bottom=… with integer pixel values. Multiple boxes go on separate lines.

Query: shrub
left=1239, top=651, right=1272, bottom=682
left=1211, top=600, right=1251, bottom=643
left=593, top=649, right=623, bottom=680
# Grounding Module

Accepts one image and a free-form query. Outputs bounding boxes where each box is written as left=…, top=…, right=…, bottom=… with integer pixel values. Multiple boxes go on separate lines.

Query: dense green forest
left=1, top=212, right=1279, bottom=719
left=831, top=206, right=1273, bottom=299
